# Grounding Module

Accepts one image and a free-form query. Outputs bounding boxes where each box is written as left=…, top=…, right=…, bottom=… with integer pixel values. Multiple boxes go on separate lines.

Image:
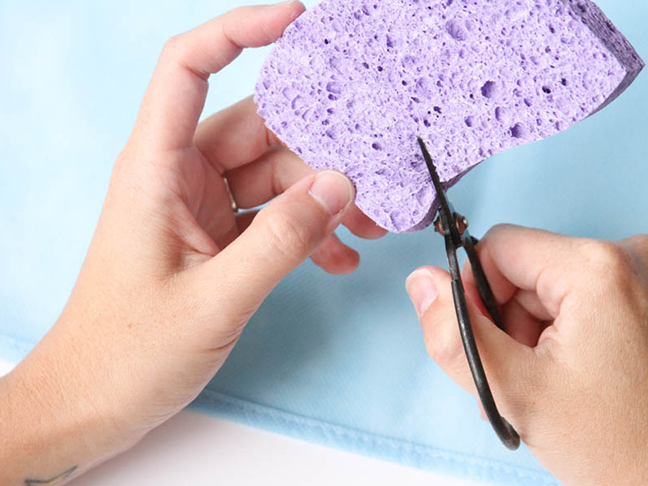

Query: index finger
left=133, top=2, right=306, bottom=152
left=462, top=224, right=582, bottom=319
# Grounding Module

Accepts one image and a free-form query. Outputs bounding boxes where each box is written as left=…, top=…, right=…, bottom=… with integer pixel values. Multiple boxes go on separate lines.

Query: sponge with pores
left=255, top=0, right=644, bottom=233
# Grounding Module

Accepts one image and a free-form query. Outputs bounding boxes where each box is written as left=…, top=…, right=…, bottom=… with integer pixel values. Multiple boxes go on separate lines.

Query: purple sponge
left=255, top=0, right=644, bottom=233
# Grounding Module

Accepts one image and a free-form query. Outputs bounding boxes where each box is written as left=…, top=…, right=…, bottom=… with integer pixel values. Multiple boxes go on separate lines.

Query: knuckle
left=484, top=223, right=513, bottom=240
left=424, top=317, right=464, bottom=366
left=629, top=234, right=648, bottom=245
left=162, top=34, right=184, bottom=58
left=259, top=211, right=316, bottom=265
left=619, top=235, right=648, bottom=283
left=622, top=234, right=648, bottom=255
left=580, top=239, right=628, bottom=270
left=579, top=239, right=634, bottom=285
left=482, top=223, right=520, bottom=250
left=111, top=151, right=130, bottom=178
left=490, top=223, right=515, bottom=234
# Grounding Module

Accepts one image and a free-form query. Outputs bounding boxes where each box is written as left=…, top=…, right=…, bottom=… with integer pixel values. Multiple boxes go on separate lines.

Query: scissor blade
left=417, top=137, right=454, bottom=224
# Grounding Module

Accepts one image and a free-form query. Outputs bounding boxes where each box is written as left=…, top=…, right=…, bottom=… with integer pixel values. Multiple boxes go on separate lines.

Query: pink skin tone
left=0, top=3, right=645, bottom=486
left=407, top=225, right=648, bottom=486
left=0, top=3, right=386, bottom=484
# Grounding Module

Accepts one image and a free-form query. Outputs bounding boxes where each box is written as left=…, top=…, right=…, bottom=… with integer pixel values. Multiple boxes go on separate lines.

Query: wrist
left=0, top=329, right=139, bottom=485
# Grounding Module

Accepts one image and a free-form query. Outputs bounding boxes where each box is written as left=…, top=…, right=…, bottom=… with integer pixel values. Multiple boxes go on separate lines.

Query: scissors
left=417, top=137, right=521, bottom=451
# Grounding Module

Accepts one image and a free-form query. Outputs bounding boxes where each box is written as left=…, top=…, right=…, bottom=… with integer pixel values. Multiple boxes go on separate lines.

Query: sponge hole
left=446, top=20, right=468, bottom=41
left=511, top=123, right=527, bottom=139
left=481, top=81, right=497, bottom=98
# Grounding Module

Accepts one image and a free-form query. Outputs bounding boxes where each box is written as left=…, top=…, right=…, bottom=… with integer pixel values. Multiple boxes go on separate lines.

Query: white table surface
left=0, top=358, right=487, bottom=486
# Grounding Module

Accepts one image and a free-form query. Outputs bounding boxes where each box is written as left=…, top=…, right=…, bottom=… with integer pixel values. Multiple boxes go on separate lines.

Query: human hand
left=406, top=224, right=648, bottom=485
left=0, top=2, right=387, bottom=484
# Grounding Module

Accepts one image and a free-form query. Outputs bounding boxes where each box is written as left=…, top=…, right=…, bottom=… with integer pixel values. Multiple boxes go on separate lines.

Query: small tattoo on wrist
left=25, top=466, right=78, bottom=486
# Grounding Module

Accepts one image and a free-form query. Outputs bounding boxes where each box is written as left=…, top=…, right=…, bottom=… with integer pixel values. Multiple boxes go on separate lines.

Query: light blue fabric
left=0, top=1, right=646, bottom=484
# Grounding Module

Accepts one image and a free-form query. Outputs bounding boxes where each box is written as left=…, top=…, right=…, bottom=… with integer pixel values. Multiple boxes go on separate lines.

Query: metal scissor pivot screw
left=434, top=213, right=469, bottom=237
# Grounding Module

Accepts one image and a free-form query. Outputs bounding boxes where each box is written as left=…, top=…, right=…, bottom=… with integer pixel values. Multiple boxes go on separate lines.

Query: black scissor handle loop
left=463, top=236, right=506, bottom=332
left=417, top=136, right=519, bottom=449
left=443, top=234, right=521, bottom=451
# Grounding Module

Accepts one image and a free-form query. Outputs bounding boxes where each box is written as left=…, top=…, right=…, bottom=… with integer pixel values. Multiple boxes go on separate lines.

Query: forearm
left=0, top=335, right=135, bottom=486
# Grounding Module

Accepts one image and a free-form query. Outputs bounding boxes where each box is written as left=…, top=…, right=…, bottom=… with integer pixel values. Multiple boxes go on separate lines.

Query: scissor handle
left=463, top=236, right=506, bottom=333
left=442, top=233, right=521, bottom=451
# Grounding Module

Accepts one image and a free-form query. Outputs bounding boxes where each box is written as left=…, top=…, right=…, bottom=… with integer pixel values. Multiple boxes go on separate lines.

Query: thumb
left=203, top=170, right=355, bottom=326
left=406, top=266, right=538, bottom=425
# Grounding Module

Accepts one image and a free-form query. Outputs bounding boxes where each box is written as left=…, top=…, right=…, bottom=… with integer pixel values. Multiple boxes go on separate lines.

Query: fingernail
left=278, top=1, right=306, bottom=21
left=278, top=0, right=299, bottom=9
left=309, top=171, right=355, bottom=216
left=406, top=269, right=438, bottom=317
